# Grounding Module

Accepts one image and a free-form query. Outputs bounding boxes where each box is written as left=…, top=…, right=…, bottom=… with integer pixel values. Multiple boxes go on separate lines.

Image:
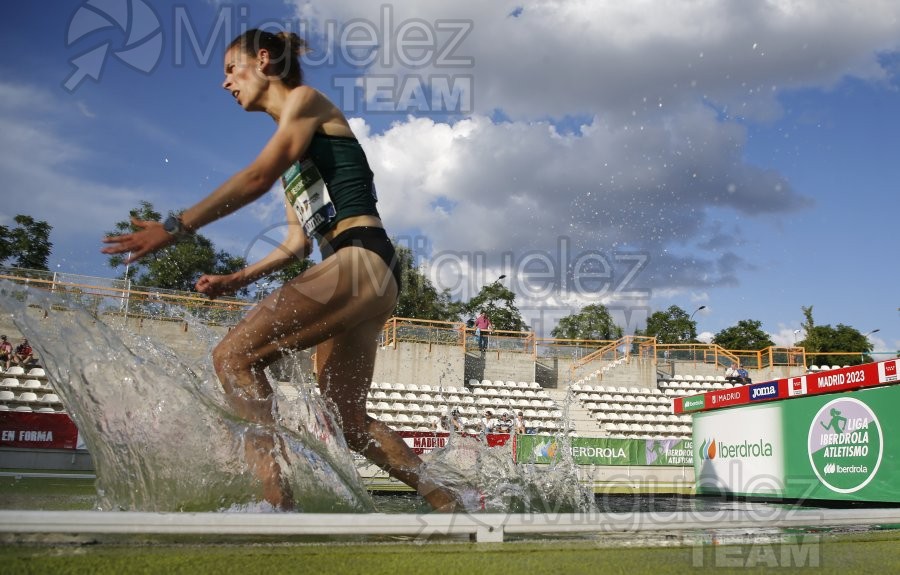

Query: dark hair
left=228, top=29, right=307, bottom=87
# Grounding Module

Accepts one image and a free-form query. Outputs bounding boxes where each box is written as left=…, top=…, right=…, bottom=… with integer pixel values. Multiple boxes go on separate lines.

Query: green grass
left=0, top=475, right=97, bottom=511
left=3, top=475, right=900, bottom=573
left=2, top=531, right=900, bottom=574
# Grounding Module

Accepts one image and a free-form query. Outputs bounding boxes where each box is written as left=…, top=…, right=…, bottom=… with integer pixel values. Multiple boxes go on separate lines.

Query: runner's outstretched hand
left=101, top=218, right=176, bottom=264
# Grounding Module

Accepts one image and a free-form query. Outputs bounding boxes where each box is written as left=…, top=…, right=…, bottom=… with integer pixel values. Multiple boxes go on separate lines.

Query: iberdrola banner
left=516, top=435, right=693, bottom=466
left=694, top=383, right=900, bottom=502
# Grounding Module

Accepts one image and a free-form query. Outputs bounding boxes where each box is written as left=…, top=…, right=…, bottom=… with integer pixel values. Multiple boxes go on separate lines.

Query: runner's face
left=223, top=48, right=264, bottom=111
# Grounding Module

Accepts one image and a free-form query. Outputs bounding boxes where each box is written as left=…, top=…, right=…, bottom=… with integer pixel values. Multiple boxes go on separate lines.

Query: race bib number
left=282, top=159, right=336, bottom=236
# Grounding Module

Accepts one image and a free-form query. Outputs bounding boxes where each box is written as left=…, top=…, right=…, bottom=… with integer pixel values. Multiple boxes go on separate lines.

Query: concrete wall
left=667, top=360, right=805, bottom=384
left=0, top=307, right=228, bottom=367
left=114, top=315, right=230, bottom=365
left=0, top=448, right=94, bottom=472
left=373, top=341, right=466, bottom=388
left=464, top=351, right=540, bottom=387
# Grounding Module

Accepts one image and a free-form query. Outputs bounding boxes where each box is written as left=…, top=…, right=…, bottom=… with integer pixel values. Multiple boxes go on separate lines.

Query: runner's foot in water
left=420, top=480, right=485, bottom=513
left=245, top=431, right=295, bottom=510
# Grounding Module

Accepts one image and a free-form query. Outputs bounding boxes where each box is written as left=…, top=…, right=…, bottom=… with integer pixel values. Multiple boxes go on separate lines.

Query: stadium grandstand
left=0, top=267, right=827, bottom=447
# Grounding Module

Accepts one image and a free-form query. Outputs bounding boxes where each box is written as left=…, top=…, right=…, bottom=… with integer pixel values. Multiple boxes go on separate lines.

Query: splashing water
left=0, top=281, right=373, bottom=512
left=421, top=432, right=596, bottom=514
left=0, top=281, right=595, bottom=515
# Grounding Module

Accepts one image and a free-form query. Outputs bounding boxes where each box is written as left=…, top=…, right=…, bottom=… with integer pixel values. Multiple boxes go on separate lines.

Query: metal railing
left=2, top=267, right=886, bottom=367
left=569, top=335, right=657, bottom=378
left=1, top=269, right=252, bottom=328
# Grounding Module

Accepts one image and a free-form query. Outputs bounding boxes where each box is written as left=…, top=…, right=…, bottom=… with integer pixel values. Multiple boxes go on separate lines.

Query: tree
left=392, top=245, right=458, bottom=321
left=0, top=215, right=53, bottom=270
left=551, top=304, right=622, bottom=341
left=462, top=279, right=527, bottom=332
left=797, top=306, right=872, bottom=365
left=268, top=258, right=313, bottom=286
left=251, top=254, right=314, bottom=300
left=106, top=201, right=247, bottom=292
left=712, top=319, right=774, bottom=350
left=639, top=305, right=699, bottom=344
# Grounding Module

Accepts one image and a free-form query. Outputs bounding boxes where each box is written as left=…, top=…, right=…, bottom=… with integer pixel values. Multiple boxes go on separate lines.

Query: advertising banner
left=399, top=431, right=511, bottom=455
left=694, top=384, right=900, bottom=502
left=675, top=360, right=895, bottom=414
left=878, top=359, right=899, bottom=384
left=780, top=385, right=898, bottom=502
left=693, top=404, right=784, bottom=497
left=0, top=412, right=80, bottom=450
left=516, top=435, right=693, bottom=466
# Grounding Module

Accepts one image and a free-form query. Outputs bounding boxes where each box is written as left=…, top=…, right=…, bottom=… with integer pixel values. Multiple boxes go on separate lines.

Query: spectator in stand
left=737, top=367, right=752, bottom=385
left=496, top=412, right=512, bottom=434
left=474, top=310, right=492, bottom=352
left=481, top=410, right=497, bottom=434
left=514, top=411, right=528, bottom=435
left=724, top=363, right=741, bottom=383
left=13, top=338, right=36, bottom=369
left=0, top=335, right=13, bottom=371
left=448, top=409, right=465, bottom=433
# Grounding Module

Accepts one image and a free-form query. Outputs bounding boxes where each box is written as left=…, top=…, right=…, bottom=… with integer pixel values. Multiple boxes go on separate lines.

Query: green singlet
left=281, top=133, right=379, bottom=238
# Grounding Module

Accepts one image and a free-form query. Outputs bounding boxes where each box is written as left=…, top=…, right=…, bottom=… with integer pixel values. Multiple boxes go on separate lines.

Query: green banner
left=516, top=435, right=693, bottom=466
left=782, top=386, right=896, bottom=502
left=681, top=395, right=706, bottom=412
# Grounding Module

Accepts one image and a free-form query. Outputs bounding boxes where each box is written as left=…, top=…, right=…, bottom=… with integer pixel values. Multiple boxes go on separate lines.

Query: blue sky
left=1, top=0, right=898, bottom=353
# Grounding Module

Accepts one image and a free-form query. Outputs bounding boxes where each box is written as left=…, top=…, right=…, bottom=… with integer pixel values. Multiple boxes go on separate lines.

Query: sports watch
left=162, top=215, right=190, bottom=238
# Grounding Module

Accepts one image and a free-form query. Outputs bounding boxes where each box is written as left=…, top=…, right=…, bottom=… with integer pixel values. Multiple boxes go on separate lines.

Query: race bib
left=281, top=159, right=336, bottom=236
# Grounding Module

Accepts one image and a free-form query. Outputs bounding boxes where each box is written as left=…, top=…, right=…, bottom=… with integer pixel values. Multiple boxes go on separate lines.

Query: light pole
left=688, top=305, right=706, bottom=359
left=256, top=280, right=271, bottom=302
left=123, top=251, right=132, bottom=324
left=792, top=329, right=801, bottom=344
left=690, top=305, right=706, bottom=320
left=862, top=329, right=880, bottom=362
left=689, top=305, right=706, bottom=338
left=481, top=274, right=506, bottom=310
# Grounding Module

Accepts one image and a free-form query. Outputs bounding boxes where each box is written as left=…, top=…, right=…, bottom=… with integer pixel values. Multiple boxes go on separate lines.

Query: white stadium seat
left=41, top=394, right=61, bottom=405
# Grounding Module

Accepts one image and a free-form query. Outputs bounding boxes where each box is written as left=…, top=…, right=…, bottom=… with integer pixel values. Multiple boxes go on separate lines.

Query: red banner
left=0, top=412, right=79, bottom=450
left=674, top=359, right=899, bottom=414
left=808, top=362, right=880, bottom=394
left=704, top=386, right=749, bottom=409
left=399, top=431, right=512, bottom=454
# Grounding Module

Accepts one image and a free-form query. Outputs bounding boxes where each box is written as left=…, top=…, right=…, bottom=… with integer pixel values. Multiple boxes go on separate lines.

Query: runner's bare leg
left=212, top=247, right=456, bottom=510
